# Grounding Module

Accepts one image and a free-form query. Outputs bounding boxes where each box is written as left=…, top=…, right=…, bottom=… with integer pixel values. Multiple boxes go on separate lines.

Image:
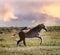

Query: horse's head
left=38, top=24, right=47, bottom=31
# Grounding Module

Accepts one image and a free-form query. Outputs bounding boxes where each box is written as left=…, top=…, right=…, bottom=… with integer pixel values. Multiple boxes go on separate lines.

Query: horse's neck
left=37, top=28, right=42, bottom=32
left=27, top=27, right=42, bottom=33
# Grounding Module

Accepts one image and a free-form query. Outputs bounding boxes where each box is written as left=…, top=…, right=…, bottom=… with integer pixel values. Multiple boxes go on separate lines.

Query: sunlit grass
left=0, top=30, right=60, bottom=55
left=0, top=30, right=60, bottom=47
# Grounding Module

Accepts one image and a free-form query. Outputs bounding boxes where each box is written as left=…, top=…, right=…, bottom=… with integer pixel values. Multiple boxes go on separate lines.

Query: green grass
left=0, top=47, right=60, bottom=55
left=0, top=28, right=60, bottom=55
left=0, top=30, right=60, bottom=47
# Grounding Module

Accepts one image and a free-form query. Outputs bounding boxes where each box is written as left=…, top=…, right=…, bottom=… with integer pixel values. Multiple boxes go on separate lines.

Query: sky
left=0, top=0, right=60, bottom=27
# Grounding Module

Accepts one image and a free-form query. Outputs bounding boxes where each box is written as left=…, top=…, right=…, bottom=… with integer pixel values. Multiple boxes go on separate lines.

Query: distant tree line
left=47, top=26, right=60, bottom=31
left=0, top=27, right=22, bottom=34
left=0, top=26, right=60, bottom=33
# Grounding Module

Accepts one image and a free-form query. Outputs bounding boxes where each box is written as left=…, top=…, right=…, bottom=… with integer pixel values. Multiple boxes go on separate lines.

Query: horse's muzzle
left=44, top=27, right=48, bottom=32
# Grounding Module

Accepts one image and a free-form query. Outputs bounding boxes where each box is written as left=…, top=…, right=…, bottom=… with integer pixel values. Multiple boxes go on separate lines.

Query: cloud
left=32, top=3, right=60, bottom=19
left=41, top=3, right=60, bottom=18
left=16, top=12, right=56, bottom=26
left=44, top=15, right=57, bottom=26
left=0, top=3, right=18, bottom=22
left=0, top=1, right=60, bottom=26
left=31, top=19, right=36, bottom=23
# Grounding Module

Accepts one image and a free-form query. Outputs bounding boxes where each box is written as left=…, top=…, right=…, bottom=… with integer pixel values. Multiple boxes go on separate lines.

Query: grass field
left=0, top=46, right=60, bottom=55
left=0, top=27, right=60, bottom=55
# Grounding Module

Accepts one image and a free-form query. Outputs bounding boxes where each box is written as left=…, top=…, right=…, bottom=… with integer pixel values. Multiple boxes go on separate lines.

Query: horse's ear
left=38, top=23, right=45, bottom=26
left=40, top=23, right=45, bottom=27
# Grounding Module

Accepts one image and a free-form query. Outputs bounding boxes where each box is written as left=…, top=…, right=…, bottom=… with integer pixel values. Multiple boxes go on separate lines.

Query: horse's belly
left=25, top=32, right=38, bottom=38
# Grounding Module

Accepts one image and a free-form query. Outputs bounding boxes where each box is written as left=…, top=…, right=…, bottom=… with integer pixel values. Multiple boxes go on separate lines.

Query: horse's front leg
left=36, top=36, right=42, bottom=45
left=38, top=37, right=42, bottom=45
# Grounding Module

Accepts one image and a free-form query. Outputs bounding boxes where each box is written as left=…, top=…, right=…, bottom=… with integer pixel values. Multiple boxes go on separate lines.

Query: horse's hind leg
left=17, top=38, right=23, bottom=46
left=37, top=37, right=42, bottom=45
left=23, top=38, right=26, bottom=46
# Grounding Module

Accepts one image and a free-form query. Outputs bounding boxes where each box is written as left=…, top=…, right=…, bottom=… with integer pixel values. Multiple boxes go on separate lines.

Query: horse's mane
left=30, top=24, right=40, bottom=31
left=29, top=24, right=44, bottom=31
left=21, top=24, right=44, bottom=33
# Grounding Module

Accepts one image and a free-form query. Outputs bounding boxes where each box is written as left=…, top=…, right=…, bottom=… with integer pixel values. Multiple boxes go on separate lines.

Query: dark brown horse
left=17, top=24, right=47, bottom=46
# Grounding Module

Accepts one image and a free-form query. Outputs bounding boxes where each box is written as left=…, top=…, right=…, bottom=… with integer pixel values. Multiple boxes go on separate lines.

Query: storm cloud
left=0, top=0, right=60, bottom=27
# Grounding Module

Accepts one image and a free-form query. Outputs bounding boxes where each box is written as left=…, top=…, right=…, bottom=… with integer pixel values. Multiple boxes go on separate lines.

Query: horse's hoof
left=40, top=43, right=42, bottom=45
left=25, top=45, right=27, bottom=47
left=19, top=45, right=22, bottom=46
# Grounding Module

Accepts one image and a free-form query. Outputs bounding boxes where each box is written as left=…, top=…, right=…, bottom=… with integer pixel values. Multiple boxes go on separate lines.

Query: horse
left=17, top=24, right=47, bottom=46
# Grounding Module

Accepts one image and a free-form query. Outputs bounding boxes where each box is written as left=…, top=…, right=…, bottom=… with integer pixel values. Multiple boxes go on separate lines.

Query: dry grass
left=0, top=30, right=60, bottom=55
